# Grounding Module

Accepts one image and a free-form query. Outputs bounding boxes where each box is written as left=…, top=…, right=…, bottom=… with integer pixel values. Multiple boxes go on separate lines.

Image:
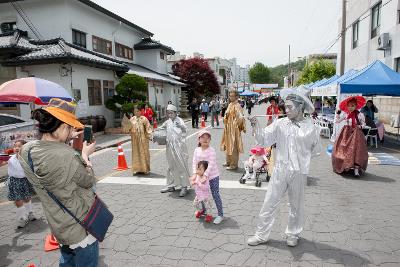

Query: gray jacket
left=19, top=140, right=95, bottom=245
left=210, top=100, right=221, bottom=113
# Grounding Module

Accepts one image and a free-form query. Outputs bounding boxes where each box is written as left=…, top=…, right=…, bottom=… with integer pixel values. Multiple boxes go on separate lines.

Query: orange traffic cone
left=114, top=143, right=129, bottom=170
left=44, top=234, right=59, bottom=252
left=153, top=118, right=157, bottom=129
left=201, top=115, right=206, bottom=128
left=27, top=264, right=36, bottom=267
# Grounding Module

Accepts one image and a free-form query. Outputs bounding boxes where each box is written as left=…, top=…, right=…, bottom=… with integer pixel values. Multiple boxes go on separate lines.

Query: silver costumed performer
left=247, top=86, right=321, bottom=247
left=159, top=104, right=191, bottom=197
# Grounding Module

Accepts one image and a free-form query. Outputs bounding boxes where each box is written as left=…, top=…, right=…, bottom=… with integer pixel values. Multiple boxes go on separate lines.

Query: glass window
left=72, top=29, right=86, bottom=48
left=0, top=115, right=24, bottom=126
left=395, top=58, right=400, bottom=73
left=88, top=79, right=102, bottom=106
left=73, top=89, right=81, bottom=101
left=115, top=43, right=133, bottom=60
left=371, top=2, right=381, bottom=39
left=0, top=22, right=16, bottom=34
left=160, top=52, right=165, bottom=60
left=92, top=36, right=112, bottom=55
left=103, top=80, right=115, bottom=103
left=352, top=21, right=359, bottom=49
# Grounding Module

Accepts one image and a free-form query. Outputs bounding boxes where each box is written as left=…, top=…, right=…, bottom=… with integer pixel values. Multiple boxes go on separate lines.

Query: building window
left=92, top=36, right=112, bottom=55
left=371, top=2, right=381, bottom=39
left=160, top=52, right=165, bottom=60
left=88, top=79, right=102, bottom=106
left=103, top=80, right=114, bottom=103
left=395, top=58, right=400, bottom=73
left=115, top=43, right=133, bottom=60
left=0, top=22, right=16, bottom=34
left=73, top=89, right=81, bottom=101
left=352, top=20, right=359, bottom=49
left=72, top=29, right=86, bottom=48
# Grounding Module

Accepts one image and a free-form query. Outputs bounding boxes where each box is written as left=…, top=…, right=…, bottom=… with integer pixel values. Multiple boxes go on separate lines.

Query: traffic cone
left=44, top=234, right=59, bottom=252
left=153, top=118, right=158, bottom=129
left=114, top=143, right=129, bottom=170
left=201, top=115, right=206, bottom=128
left=27, top=264, right=36, bottom=267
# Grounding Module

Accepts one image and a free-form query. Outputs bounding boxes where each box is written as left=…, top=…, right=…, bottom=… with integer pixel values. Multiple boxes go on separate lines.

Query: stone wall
left=368, top=96, right=400, bottom=124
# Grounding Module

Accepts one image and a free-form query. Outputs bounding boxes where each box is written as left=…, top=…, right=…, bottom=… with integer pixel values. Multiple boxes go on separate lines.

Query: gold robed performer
left=123, top=106, right=153, bottom=175
left=220, top=90, right=246, bottom=170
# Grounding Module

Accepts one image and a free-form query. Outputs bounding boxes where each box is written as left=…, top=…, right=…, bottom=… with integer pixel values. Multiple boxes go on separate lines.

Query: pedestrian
left=200, top=99, right=209, bottom=121
left=127, top=105, right=153, bottom=175
left=141, top=103, right=154, bottom=124
left=246, top=97, right=254, bottom=115
left=18, top=98, right=100, bottom=266
left=159, top=104, right=191, bottom=197
left=190, top=160, right=213, bottom=223
left=192, top=130, right=224, bottom=224
left=209, top=97, right=221, bottom=128
left=6, top=140, right=37, bottom=229
left=220, top=89, right=246, bottom=170
left=247, top=86, right=321, bottom=247
left=266, top=96, right=279, bottom=125
left=187, top=98, right=200, bottom=128
left=361, top=100, right=385, bottom=143
left=220, top=98, right=228, bottom=118
left=332, top=96, right=368, bottom=177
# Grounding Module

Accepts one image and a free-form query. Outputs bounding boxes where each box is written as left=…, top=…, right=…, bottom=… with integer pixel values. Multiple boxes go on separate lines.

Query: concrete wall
left=135, top=49, right=168, bottom=74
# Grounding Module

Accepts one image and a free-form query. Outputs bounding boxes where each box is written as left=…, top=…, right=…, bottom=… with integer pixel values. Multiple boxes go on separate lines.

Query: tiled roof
left=0, top=30, right=37, bottom=50
left=134, top=38, right=175, bottom=54
left=2, top=37, right=128, bottom=71
left=128, top=64, right=185, bottom=86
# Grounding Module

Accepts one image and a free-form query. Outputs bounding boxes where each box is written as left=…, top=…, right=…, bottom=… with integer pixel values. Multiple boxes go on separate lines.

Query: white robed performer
left=158, top=104, right=191, bottom=197
left=247, top=86, right=321, bottom=247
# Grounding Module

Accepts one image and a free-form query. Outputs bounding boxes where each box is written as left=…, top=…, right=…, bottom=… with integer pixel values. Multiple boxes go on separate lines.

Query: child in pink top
left=191, top=161, right=213, bottom=223
left=192, top=130, right=224, bottom=224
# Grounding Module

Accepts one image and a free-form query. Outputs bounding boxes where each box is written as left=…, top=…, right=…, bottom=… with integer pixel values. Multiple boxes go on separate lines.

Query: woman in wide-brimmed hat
left=18, top=98, right=101, bottom=266
left=332, top=96, right=368, bottom=177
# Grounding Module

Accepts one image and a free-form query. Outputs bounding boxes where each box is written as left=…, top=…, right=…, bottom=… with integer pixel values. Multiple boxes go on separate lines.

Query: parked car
left=0, top=114, right=37, bottom=151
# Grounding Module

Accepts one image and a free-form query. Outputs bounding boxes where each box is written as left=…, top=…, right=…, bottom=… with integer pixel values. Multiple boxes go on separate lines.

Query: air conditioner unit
left=377, top=33, right=390, bottom=50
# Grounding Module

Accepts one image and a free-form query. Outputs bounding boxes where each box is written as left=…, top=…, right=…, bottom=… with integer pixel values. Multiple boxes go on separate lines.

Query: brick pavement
left=1, top=105, right=400, bottom=266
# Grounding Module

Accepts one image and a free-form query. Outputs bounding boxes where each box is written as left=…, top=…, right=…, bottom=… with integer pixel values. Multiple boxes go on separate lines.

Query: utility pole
left=339, top=0, right=347, bottom=75
left=288, top=45, right=291, bottom=87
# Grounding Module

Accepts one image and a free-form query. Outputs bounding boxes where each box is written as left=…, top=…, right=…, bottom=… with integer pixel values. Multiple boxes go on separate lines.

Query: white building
left=337, top=0, right=400, bottom=123
left=0, top=0, right=184, bottom=126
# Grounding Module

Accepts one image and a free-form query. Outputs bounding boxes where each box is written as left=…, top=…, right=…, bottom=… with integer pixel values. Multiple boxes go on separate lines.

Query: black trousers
left=192, top=113, right=199, bottom=128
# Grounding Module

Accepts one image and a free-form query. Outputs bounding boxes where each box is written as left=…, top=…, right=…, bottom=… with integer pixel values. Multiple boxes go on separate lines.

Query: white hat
left=280, top=86, right=314, bottom=114
left=166, top=104, right=177, bottom=112
left=202, top=99, right=206, bottom=101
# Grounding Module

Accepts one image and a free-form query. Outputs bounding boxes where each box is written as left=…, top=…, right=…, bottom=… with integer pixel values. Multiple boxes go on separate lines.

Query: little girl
left=191, top=161, right=213, bottom=223
left=192, top=130, right=224, bottom=224
left=6, top=140, right=36, bottom=228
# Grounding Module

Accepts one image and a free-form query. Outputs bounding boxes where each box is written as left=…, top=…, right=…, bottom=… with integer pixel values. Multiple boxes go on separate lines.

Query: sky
left=92, top=0, right=342, bottom=68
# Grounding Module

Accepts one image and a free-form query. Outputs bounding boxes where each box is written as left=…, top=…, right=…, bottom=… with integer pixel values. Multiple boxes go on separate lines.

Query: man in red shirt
left=266, top=97, right=279, bottom=125
left=141, top=104, right=154, bottom=123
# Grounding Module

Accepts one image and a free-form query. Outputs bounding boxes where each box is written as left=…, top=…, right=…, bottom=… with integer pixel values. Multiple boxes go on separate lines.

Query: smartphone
left=83, top=126, right=93, bottom=143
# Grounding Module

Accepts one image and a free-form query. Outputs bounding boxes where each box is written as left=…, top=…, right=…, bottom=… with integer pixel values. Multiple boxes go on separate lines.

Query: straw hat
left=43, top=98, right=84, bottom=129
left=280, top=86, right=314, bottom=114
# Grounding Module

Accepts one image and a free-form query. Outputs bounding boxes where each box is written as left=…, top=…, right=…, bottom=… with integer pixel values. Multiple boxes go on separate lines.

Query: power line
left=10, top=2, right=42, bottom=39
left=322, top=0, right=394, bottom=55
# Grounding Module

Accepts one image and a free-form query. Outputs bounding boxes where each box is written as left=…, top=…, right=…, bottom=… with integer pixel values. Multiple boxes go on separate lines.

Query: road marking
left=98, top=176, right=268, bottom=190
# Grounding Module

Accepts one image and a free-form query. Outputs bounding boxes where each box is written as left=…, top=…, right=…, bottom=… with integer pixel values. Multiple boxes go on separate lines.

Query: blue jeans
left=59, top=241, right=99, bottom=267
left=209, top=177, right=223, bottom=217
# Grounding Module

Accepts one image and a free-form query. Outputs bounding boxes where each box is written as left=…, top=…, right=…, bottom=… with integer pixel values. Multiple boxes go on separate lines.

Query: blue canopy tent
left=340, top=60, right=400, bottom=96
left=240, top=89, right=259, bottom=97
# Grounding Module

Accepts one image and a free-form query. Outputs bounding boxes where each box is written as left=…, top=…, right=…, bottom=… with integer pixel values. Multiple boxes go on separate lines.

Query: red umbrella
left=0, top=77, right=73, bottom=105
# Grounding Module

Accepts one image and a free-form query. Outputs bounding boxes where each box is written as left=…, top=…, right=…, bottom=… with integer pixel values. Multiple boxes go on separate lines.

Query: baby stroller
left=239, top=146, right=271, bottom=187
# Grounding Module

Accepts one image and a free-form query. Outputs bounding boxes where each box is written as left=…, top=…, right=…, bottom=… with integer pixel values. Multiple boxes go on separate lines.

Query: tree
left=105, top=74, right=148, bottom=113
left=172, top=58, right=220, bottom=99
left=269, top=59, right=306, bottom=87
left=248, top=62, right=271, bottom=83
left=296, top=59, right=336, bottom=86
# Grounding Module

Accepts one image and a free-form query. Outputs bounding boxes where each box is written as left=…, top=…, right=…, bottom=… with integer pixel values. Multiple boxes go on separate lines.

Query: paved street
left=1, top=105, right=400, bottom=267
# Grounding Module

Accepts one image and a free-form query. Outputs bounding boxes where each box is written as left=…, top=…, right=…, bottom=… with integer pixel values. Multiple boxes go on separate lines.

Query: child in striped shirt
left=191, top=130, right=224, bottom=224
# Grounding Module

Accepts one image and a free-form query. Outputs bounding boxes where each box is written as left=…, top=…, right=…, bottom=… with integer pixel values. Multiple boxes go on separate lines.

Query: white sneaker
left=247, top=236, right=267, bottom=246
left=28, top=212, right=37, bottom=221
left=213, top=216, right=224, bottom=225
left=286, top=236, right=298, bottom=247
left=17, top=217, right=28, bottom=229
